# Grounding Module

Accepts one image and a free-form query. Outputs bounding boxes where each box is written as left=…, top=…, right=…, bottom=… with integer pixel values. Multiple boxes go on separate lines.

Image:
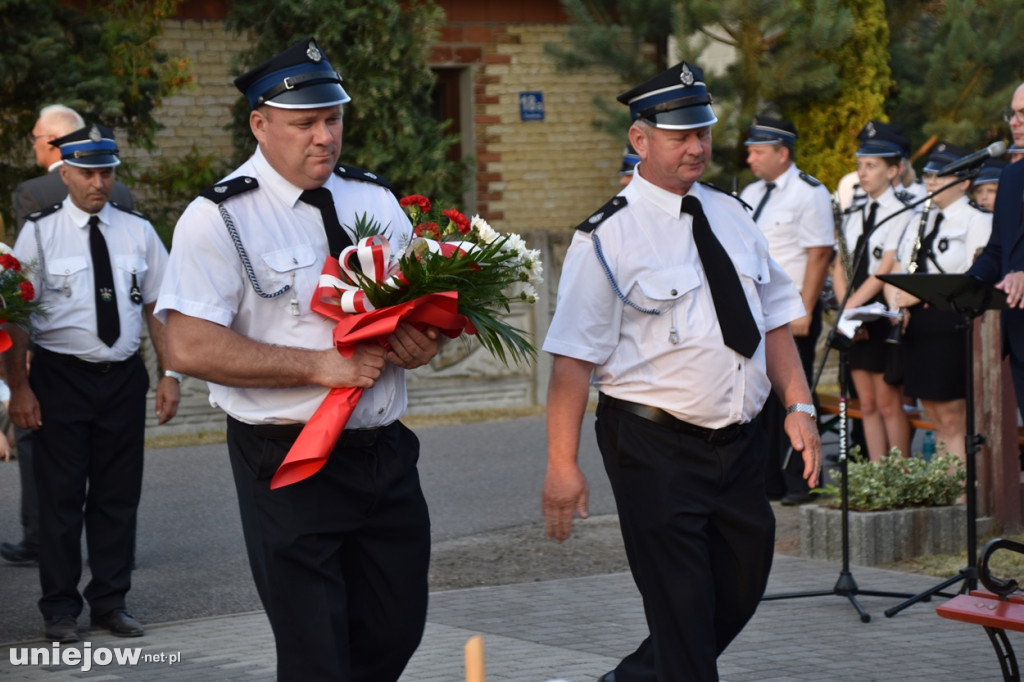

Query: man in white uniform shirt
left=741, top=115, right=833, bottom=504
left=541, top=61, right=821, bottom=682
left=155, top=38, right=441, bottom=682
left=4, top=124, right=179, bottom=643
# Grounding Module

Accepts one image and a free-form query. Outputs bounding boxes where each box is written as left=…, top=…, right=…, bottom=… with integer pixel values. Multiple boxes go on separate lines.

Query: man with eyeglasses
left=968, top=82, right=1024, bottom=420
left=2, top=106, right=134, bottom=570
left=13, top=105, right=133, bottom=235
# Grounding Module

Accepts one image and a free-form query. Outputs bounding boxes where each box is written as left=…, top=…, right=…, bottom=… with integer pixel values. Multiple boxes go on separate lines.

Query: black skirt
left=902, top=304, right=966, bottom=401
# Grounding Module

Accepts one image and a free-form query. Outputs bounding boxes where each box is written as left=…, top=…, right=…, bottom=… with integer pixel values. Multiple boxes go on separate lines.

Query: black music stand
left=876, top=273, right=1008, bottom=617
left=762, top=254, right=916, bottom=624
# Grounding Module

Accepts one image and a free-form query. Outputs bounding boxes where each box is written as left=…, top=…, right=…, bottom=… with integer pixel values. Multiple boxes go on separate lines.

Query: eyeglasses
left=29, top=132, right=54, bottom=143
left=1002, top=107, right=1024, bottom=124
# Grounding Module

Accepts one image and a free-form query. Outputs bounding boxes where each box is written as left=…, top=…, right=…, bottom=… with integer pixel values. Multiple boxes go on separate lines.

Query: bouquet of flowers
left=0, top=243, right=40, bottom=352
left=270, top=195, right=543, bottom=488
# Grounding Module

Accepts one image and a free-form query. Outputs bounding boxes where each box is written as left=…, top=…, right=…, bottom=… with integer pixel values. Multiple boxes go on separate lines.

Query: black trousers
left=31, top=351, right=148, bottom=619
left=596, top=403, right=775, bottom=681
left=226, top=417, right=431, bottom=682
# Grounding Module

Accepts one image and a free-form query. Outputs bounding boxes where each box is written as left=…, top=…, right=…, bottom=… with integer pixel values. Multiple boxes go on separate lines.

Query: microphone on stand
left=937, top=140, right=1007, bottom=176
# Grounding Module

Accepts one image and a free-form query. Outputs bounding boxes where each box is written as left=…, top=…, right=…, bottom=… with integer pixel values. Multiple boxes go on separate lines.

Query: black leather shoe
left=44, top=615, right=79, bottom=643
left=91, top=610, right=144, bottom=637
left=598, top=672, right=615, bottom=682
left=0, top=541, right=38, bottom=566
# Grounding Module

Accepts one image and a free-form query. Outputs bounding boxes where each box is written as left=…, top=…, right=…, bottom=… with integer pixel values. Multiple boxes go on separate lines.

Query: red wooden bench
left=936, top=538, right=1024, bottom=681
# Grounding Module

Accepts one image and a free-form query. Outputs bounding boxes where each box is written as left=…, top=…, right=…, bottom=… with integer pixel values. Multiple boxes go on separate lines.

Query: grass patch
left=883, top=531, right=1024, bottom=580
left=146, top=430, right=227, bottom=450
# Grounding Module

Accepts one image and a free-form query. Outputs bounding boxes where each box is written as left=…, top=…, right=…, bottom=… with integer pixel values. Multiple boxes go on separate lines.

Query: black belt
left=35, top=346, right=134, bottom=373
left=234, top=418, right=386, bottom=448
left=598, top=393, right=747, bottom=445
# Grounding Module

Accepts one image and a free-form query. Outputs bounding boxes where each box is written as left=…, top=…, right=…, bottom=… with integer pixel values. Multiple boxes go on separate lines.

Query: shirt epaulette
left=798, top=171, right=822, bottom=188
left=109, top=201, right=148, bottom=220
left=334, top=164, right=391, bottom=190
left=26, top=203, right=62, bottom=222
left=200, top=176, right=259, bottom=204
left=576, top=195, right=628, bottom=233
left=700, top=181, right=752, bottom=212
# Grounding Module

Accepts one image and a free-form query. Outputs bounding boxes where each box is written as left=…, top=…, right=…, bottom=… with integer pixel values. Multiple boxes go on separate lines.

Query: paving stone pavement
left=0, top=554, right=1012, bottom=681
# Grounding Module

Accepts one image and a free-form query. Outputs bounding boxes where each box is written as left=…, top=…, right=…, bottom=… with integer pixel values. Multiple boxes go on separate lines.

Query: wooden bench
left=815, top=392, right=1024, bottom=451
left=936, top=538, right=1024, bottom=681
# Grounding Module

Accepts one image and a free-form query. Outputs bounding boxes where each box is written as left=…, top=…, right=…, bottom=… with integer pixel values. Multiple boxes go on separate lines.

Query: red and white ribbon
left=316, top=235, right=400, bottom=313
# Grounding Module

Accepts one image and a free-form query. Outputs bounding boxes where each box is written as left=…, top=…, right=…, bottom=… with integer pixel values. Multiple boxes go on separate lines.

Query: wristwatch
left=785, top=403, right=817, bottom=420
left=163, top=370, right=184, bottom=383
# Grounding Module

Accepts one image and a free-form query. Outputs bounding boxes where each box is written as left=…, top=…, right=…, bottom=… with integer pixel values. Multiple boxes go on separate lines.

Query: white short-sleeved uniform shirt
left=15, top=198, right=168, bottom=362
left=894, top=195, right=992, bottom=274
left=543, top=169, right=805, bottom=429
left=840, top=185, right=914, bottom=279
left=740, top=163, right=835, bottom=292
left=155, top=148, right=412, bottom=426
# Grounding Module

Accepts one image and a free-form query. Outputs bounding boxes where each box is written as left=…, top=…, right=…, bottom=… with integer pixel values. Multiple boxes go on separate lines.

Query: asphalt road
left=0, top=414, right=614, bottom=644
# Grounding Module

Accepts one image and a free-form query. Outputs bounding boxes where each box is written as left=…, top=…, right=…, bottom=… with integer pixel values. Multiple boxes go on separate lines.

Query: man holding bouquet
left=542, top=62, right=821, bottom=681
left=156, top=38, right=441, bottom=681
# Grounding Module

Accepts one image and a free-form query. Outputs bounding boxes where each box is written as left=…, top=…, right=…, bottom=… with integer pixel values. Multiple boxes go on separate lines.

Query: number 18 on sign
left=519, top=91, right=544, bottom=121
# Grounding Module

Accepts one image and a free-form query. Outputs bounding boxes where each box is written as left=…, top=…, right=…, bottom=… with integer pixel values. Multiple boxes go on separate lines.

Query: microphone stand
left=763, top=187, right=921, bottom=622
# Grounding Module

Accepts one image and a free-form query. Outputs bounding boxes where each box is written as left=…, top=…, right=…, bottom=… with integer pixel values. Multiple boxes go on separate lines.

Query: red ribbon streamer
left=269, top=253, right=471, bottom=489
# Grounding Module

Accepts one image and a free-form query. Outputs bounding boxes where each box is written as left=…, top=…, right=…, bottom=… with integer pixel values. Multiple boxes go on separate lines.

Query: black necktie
left=915, top=212, right=944, bottom=274
left=681, top=195, right=761, bottom=358
left=89, top=215, right=120, bottom=347
left=851, top=201, right=879, bottom=289
left=751, top=182, right=776, bottom=223
left=300, top=187, right=353, bottom=257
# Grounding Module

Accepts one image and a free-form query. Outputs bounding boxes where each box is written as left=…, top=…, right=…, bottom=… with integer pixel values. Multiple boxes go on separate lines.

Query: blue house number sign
left=519, top=91, right=544, bottom=121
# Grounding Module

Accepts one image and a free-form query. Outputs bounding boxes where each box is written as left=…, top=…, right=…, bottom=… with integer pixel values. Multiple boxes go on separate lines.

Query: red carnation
left=400, top=195, right=432, bottom=213
left=19, top=280, right=34, bottom=302
left=0, top=254, right=21, bottom=272
left=443, top=208, right=471, bottom=235
left=414, top=222, right=441, bottom=240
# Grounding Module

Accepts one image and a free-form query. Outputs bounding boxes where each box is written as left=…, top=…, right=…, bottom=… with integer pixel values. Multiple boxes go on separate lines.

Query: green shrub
left=815, top=448, right=966, bottom=511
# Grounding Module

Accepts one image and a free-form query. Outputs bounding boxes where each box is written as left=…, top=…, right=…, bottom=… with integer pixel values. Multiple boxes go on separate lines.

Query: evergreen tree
left=0, top=0, right=191, bottom=232
left=675, top=0, right=854, bottom=183
left=786, top=0, right=891, bottom=190
left=226, top=0, right=466, bottom=203
left=887, top=0, right=1024, bottom=159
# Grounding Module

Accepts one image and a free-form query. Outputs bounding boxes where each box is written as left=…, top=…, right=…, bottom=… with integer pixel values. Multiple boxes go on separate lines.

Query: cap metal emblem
left=307, top=41, right=323, bottom=63
left=865, top=122, right=876, bottom=138
left=680, top=64, right=695, bottom=87
left=89, top=125, right=102, bottom=142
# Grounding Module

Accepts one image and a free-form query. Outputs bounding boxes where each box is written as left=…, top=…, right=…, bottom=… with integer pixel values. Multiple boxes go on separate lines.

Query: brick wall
left=118, top=19, right=247, bottom=177
left=435, top=22, right=631, bottom=234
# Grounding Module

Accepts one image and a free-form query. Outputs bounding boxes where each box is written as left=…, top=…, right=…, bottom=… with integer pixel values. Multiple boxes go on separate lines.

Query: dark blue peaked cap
left=235, top=37, right=351, bottom=110
left=617, top=61, right=718, bottom=130
left=856, top=121, right=910, bottom=158
left=50, top=124, right=120, bottom=168
left=745, top=115, right=797, bottom=148
left=975, top=158, right=1009, bottom=185
left=619, top=144, right=640, bottom=175
left=922, top=141, right=972, bottom=176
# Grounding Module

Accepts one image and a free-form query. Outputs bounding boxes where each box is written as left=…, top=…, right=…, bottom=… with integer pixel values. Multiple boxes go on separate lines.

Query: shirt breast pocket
left=732, top=252, right=771, bottom=328
left=45, top=256, right=89, bottom=298
left=113, top=255, right=148, bottom=305
left=259, top=245, right=318, bottom=296
left=634, top=266, right=709, bottom=336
